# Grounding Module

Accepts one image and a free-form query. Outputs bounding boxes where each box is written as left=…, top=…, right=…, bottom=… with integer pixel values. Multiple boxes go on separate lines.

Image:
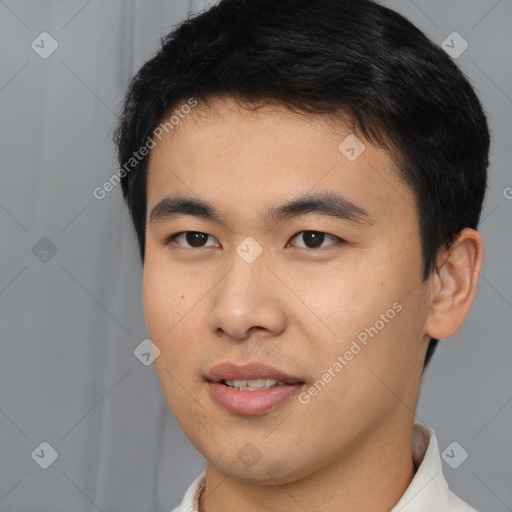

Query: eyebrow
left=148, top=192, right=373, bottom=227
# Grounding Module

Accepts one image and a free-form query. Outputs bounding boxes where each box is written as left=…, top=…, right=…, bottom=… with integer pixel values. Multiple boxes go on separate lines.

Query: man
left=114, top=0, right=489, bottom=510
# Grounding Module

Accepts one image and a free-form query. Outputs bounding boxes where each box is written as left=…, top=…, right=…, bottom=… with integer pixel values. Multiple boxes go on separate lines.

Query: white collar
left=171, top=423, right=478, bottom=512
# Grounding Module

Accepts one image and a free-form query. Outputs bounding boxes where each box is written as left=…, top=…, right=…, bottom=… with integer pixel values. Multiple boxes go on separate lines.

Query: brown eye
left=185, top=232, right=209, bottom=247
left=289, top=231, right=341, bottom=249
left=167, top=231, right=219, bottom=248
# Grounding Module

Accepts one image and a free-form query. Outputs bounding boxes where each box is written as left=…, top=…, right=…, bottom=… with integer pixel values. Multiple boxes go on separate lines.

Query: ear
left=425, top=228, right=484, bottom=340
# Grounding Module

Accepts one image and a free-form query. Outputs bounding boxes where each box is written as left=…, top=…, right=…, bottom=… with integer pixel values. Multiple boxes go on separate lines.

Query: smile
left=206, top=362, right=306, bottom=415
left=222, top=378, right=288, bottom=390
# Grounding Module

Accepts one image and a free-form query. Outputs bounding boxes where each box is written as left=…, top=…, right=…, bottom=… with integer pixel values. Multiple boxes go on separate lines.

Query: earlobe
left=425, top=228, right=484, bottom=340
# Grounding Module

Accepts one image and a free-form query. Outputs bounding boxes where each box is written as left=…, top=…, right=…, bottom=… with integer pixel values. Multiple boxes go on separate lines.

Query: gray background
left=0, top=0, right=510, bottom=511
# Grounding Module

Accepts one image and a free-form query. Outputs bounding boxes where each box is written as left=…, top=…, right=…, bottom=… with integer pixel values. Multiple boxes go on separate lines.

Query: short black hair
left=114, top=0, right=490, bottom=368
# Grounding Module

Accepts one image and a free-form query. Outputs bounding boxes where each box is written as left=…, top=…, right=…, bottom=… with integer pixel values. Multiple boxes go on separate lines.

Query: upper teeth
left=224, top=379, right=286, bottom=390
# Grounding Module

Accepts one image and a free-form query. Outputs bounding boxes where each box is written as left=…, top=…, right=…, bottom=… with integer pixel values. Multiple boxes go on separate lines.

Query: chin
left=204, top=445, right=315, bottom=486
left=210, top=459, right=290, bottom=484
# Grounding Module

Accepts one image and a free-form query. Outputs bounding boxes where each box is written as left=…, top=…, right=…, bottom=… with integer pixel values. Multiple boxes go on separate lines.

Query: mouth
left=221, top=378, right=291, bottom=391
left=206, top=362, right=306, bottom=416
left=207, top=361, right=305, bottom=386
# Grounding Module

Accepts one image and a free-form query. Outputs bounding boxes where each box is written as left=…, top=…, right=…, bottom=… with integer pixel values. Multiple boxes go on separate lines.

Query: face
left=143, top=97, right=431, bottom=484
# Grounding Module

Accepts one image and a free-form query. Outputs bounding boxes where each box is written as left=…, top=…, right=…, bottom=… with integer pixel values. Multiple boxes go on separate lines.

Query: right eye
left=165, top=231, right=220, bottom=249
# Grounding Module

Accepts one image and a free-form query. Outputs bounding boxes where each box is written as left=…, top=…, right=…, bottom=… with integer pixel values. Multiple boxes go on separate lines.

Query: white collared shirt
left=170, top=423, right=478, bottom=512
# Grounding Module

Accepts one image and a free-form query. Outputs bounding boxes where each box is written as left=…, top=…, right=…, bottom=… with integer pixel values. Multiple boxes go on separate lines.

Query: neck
left=198, top=418, right=417, bottom=512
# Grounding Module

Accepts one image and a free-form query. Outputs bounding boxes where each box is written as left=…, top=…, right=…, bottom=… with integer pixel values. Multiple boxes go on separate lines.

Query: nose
left=207, top=255, right=287, bottom=341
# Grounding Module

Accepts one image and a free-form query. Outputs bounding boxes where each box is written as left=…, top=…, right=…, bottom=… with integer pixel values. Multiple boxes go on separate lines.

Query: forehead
left=145, top=97, right=417, bottom=226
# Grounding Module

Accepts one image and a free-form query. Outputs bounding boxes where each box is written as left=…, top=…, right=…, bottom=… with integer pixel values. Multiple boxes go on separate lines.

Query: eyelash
left=164, top=231, right=345, bottom=250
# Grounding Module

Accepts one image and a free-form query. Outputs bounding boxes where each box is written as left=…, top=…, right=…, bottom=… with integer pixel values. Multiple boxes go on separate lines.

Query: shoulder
left=390, top=423, right=479, bottom=512
left=447, top=488, right=479, bottom=512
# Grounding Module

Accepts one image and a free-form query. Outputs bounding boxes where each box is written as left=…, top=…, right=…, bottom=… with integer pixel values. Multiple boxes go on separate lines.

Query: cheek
left=142, top=260, right=213, bottom=384
left=288, top=255, right=425, bottom=393
left=142, top=263, right=197, bottom=347
left=286, top=262, right=395, bottom=348
left=143, top=265, right=208, bottom=419
left=142, top=267, right=172, bottom=337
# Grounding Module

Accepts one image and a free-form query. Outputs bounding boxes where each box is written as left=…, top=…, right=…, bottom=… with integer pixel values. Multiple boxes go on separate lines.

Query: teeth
left=224, top=378, right=287, bottom=390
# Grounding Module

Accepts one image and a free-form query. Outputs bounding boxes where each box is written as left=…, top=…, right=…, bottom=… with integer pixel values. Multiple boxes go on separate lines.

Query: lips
left=207, top=362, right=304, bottom=385
left=206, top=362, right=306, bottom=416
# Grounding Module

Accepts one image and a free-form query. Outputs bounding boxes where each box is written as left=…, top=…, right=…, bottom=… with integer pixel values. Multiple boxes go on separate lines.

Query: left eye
left=288, top=231, right=341, bottom=249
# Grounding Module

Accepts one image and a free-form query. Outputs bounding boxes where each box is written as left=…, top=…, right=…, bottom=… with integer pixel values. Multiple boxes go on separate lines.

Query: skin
left=143, top=96, right=483, bottom=512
